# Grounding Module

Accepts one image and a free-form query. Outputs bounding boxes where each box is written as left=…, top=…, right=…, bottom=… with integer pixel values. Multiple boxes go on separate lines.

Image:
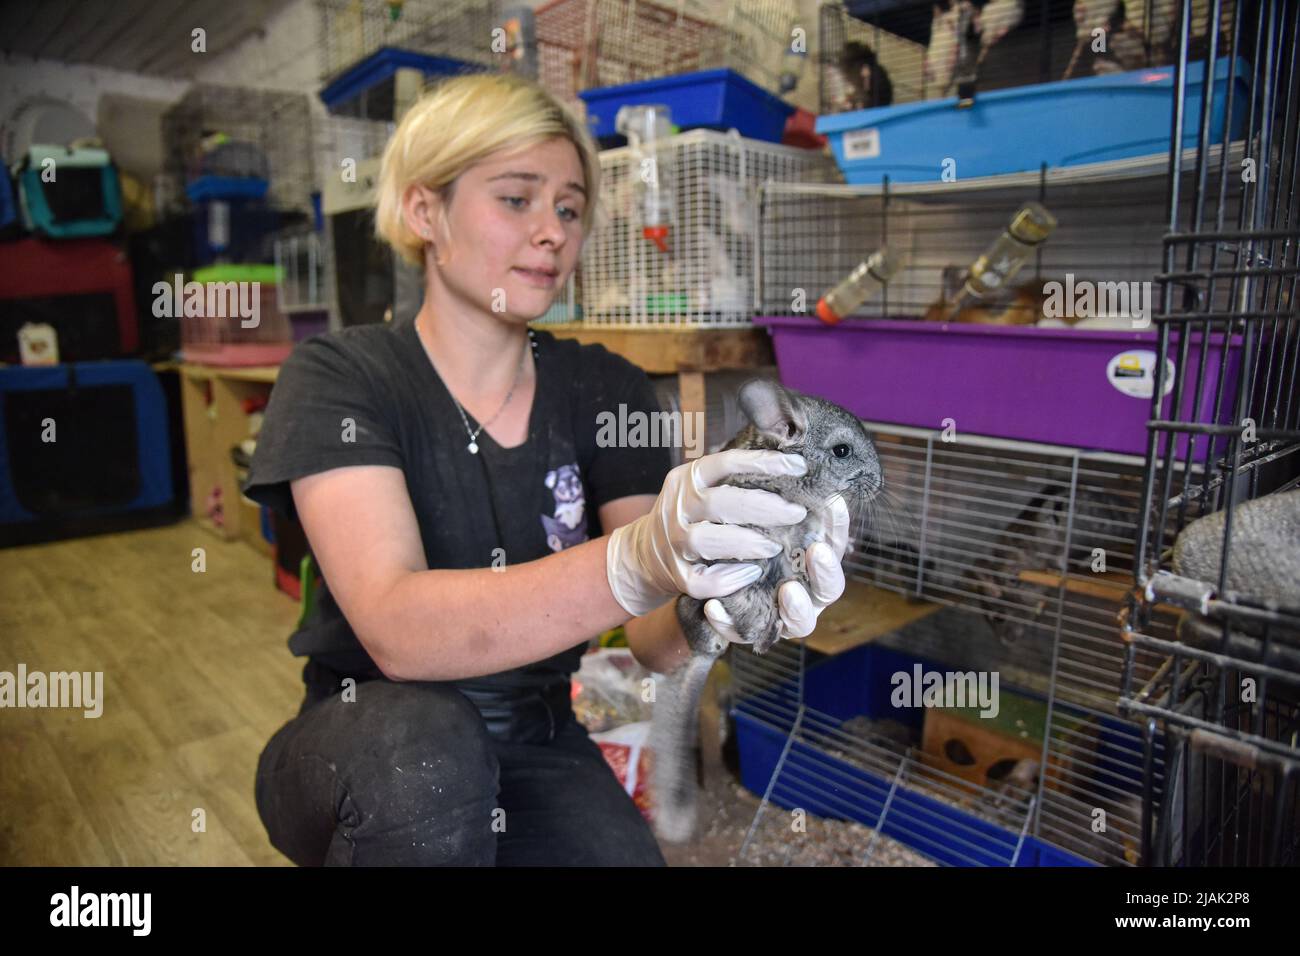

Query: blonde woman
left=245, top=72, right=850, bottom=866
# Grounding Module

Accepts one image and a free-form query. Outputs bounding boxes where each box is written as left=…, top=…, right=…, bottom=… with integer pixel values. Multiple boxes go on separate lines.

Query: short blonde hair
left=375, top=71, right=602, bottom=268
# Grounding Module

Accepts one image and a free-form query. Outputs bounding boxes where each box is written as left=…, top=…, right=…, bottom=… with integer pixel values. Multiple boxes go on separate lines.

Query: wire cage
left=728, top=423, right=1192, bottom=865
left=818, top=0, right=1232, bottom=113
left=179, top=267, right=296, bottom=366
left=580, top=128, right=840, bottom=327
left=535, top=0, right=804, bottom=112
left=271, top=113, right=397, bottom=320
left=162, top=84, right=317, bottom=217
left=317, top=0, right=502, bottom=83
left=1120, top=0, right=1300, bottom=867
left=755, top=150, right=1244, bottom=323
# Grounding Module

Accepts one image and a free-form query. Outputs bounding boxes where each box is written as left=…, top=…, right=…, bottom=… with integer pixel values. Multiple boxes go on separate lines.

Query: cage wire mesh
left=818, top=0, right=1235, bottom=113
left=162, top=84, right=317, bottom=217
left=580, top=128, right=840, bottom=326
left=270, top=112, right=396, bottom=318
left=729, top=423, right=1188, bottom=865
left=756, top=150, right=1245, bottom=321
left=535, top=0, right=803, bottom=116
left=730, top=0, right=1297, bottom=867
left=317, top=0, right=502, bottom=82
left=1121, top=0, right=1300, bottom=867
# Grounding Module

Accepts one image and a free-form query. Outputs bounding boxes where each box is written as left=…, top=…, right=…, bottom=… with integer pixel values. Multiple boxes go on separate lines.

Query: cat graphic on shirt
left=541, top=463, right=588, bottom=552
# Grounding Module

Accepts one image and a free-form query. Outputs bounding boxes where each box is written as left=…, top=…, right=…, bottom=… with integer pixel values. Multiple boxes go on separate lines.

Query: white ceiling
left=1, top=0, right=300, bottom=78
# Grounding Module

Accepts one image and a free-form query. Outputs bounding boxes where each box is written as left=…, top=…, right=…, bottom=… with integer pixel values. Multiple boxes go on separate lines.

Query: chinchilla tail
left=650, top=653, right=716, bottom=844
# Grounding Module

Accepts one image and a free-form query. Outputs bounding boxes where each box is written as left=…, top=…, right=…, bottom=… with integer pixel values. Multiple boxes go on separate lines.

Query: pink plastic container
left=755, top=316, right=1246, bottom=457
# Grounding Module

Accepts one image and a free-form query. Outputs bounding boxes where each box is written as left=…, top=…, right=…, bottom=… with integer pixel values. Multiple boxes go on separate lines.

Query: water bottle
left=816, top=247, right=901, bottom=324
left=959, top=202, right=1057, bottom=302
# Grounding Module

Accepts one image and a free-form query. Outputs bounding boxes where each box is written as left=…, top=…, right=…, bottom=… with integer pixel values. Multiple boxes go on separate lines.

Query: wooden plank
left=678, top=370, right=707, bottom=461
left=804, top=579, right=942, bottom=656
left=178, top=364, right=280, bottom=384
left=215, top=366, right=281, bottom=384
left=1018, top=568, right=1134, bottom=601
left=537, top=324, right=773, bottom=374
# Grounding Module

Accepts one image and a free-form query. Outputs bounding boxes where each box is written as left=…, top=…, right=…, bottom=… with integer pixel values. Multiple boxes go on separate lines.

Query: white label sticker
left=843, top=127, right=881, bottom=160
left=1107, top=350, right=1176, bottom=399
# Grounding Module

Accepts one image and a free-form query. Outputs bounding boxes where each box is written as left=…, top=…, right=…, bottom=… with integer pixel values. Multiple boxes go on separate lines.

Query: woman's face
left=430, top=136, right=587, bottom=322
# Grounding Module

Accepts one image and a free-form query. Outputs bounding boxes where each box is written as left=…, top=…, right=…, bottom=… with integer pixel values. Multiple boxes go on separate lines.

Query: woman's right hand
left=604, top=449, right=809, bottom=618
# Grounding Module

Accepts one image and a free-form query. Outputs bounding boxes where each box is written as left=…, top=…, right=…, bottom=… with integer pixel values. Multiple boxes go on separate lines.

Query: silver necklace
left=419, top=320, right=536, bottom=454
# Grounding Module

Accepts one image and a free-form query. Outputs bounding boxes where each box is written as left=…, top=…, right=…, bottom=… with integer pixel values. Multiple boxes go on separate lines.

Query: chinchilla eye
left=832, top=444, right=851, bottom=459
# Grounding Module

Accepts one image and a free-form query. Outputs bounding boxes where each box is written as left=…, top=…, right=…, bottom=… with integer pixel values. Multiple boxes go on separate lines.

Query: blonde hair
left=375, top=72, right=602, bottom=268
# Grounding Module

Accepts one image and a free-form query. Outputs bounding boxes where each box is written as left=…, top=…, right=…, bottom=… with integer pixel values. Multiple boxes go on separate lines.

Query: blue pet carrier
left=17, top=144, right=123, bottom=238
left=0, top=360, right=177, bottom=546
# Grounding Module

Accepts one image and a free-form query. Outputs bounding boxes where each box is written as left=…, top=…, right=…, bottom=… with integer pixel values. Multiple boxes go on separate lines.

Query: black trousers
left=254, top=678, right=667, bottom=866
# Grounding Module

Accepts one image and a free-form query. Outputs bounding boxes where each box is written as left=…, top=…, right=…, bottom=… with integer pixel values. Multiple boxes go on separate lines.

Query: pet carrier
left=0, top=238, right=138, bottom=363
left=15, top=144, right=123, bottom=239
left=0, top=360, right=177, bottom=547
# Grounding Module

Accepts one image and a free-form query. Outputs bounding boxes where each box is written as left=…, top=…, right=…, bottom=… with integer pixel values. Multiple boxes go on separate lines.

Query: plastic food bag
left=591, top=720, right=654, bottom=822
left=572, top=648, right=653, bottom=733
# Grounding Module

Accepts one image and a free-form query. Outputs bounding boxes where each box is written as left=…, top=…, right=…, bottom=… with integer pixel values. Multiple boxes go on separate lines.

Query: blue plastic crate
left=816, top=58, right=1251, bottom=184
left=319, top=47, right=485, bottom=113
left=732, top=641, right=1149, bottom=866
left=579, top=68, right=795, bottom=143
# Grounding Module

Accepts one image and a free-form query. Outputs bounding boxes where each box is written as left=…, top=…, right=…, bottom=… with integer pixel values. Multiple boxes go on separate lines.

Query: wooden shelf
left=178, top=362, right=278, bottom=549
left=804, top=579, right=942, bottom=656
left=179, top=363, right=280, bottom=384
left=536, top=323, right=773, bottom=374
left=1017, top=568, right=1134, bottom=602
left=538, top=324, right=774, bottom=460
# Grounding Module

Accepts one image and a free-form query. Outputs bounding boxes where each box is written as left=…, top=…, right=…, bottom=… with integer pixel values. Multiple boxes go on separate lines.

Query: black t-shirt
left=243, top=314, right=672, bottom=697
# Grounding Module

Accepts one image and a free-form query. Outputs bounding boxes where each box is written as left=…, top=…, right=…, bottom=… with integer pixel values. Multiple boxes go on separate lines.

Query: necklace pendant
left=467, top=440, right=479, bottom=454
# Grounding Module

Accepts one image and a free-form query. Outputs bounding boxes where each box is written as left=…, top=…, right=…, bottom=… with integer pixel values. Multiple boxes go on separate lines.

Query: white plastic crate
left=580, top=128, right=840, bottom=327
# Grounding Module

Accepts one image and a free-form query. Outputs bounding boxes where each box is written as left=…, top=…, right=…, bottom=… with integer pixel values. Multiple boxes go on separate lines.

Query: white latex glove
left=703, top=494, right=851, bottom=643
left=606, top=449, right=810, bottom=617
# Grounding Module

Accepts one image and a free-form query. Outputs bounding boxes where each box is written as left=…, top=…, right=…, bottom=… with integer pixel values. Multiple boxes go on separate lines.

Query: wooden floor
left=0, top=519, right=303, bottom=865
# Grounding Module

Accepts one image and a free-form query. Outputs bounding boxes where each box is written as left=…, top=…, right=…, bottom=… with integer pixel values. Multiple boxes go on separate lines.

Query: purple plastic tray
left=755, top=316, right=1245, bottom=457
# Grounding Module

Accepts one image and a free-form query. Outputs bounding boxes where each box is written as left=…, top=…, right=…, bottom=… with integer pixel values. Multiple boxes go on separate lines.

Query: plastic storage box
left=579, top=68, right=795, bottom=143
left=816, top=58, right=1251, bottom=184
left=755, top=316, right=1245, bottom=457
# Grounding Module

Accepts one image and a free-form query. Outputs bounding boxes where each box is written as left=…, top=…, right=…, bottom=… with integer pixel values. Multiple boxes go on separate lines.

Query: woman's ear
left=738, top=379, right=808, bottom=447
left=400, top=183, right=442, bottom=250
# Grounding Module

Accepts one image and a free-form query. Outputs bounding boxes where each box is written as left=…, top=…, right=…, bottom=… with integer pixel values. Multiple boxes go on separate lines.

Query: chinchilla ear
left=738, top=379, right=808, bottom=446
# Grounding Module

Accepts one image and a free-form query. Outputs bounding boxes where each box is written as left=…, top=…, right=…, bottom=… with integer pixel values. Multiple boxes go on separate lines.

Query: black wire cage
left=818, top=0, right=1208, bottom=113
left=1121, top=0, right=1300, bottom=865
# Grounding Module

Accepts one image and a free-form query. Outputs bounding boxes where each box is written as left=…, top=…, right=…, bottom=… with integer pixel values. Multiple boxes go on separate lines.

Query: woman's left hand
left=702, top=495, right=852, bottom=643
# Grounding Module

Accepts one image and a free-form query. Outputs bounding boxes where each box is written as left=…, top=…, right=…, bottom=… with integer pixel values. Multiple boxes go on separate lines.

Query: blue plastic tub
left=816, top=58, right=1251, bottom=184
left=186, top=175, right=268, bottom=203
left=733, top=641, right=1148, bottom=866
left=579, top=69, right=795, bottom=143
